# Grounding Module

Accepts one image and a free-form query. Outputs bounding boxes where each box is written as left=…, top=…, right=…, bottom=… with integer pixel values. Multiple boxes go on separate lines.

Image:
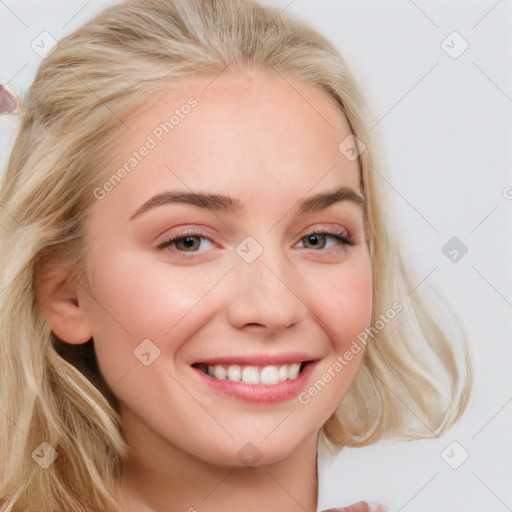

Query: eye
left=156, top=230, right=215, bottom=254
left=297, top=229, right=354, bottom=250
left=156, top=227, right=355, bottom=257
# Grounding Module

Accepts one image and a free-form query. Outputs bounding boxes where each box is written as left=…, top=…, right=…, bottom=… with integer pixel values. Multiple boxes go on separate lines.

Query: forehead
left=94, top=69, right=362, bottom=218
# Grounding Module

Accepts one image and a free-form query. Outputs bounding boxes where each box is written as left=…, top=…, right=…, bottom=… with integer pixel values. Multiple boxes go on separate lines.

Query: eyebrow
left=129, top=186, right=366, bottom=220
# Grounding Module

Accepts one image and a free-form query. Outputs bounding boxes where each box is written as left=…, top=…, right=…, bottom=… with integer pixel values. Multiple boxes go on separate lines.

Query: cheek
left=78, top=251, right=228, bottom=374
left=296, top=255, right=372, bottom=414
left=318, top=254, right=373, bottom=352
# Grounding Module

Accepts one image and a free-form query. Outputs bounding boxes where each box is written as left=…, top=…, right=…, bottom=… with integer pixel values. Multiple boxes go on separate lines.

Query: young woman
left=0, top=1, right=472, bottom=511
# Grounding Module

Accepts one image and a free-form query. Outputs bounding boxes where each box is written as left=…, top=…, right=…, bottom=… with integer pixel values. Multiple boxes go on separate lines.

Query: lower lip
left=192, top=362, right=317, bottom=404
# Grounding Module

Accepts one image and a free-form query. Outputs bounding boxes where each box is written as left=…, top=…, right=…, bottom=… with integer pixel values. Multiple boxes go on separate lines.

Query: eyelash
left=156, top=228, right=354, bottom=257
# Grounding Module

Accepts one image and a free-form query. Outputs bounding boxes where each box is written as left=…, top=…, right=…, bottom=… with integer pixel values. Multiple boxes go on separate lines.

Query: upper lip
left=192, top=353, right=320, bottom=367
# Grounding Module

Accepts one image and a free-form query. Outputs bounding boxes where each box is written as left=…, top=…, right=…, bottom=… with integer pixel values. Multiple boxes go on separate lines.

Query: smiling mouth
left=193, top=362, right=308, bottom=385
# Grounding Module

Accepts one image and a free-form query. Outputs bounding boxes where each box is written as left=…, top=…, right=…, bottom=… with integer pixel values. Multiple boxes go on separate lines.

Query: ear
left=35, top=260, right=93, bottom=345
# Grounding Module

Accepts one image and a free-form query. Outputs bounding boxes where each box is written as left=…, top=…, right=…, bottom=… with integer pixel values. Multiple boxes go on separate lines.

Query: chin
left=195, top=428, right=319, bottom=469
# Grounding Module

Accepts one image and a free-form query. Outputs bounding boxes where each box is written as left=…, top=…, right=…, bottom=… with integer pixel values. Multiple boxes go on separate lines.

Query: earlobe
left=35, top=262, right=93, bottom=345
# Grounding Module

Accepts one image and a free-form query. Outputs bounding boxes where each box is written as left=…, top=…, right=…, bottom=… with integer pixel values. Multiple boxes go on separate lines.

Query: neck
left=118, top=422, right=319, bottom=512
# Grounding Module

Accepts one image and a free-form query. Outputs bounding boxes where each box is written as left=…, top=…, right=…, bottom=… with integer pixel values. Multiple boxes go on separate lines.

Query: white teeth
left=287, top=363, right=301, bottom=380
left=213, top=366, right=227, bottom=380
left=227, top=364, right=241, bottom=382
left=242, top=366, right=259, bottom=384
left=259, top=366, right=280, bottom=385
left=202, top=362, right=304, bottom=385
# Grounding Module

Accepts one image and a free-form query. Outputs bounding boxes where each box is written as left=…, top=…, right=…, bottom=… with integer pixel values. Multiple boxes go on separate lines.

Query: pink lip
left=192, top=360, right=318, bottom=404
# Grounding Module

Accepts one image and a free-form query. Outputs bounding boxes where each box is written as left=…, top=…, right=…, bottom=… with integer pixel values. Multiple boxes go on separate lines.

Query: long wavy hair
left=0, top=0, right=473, bottom=510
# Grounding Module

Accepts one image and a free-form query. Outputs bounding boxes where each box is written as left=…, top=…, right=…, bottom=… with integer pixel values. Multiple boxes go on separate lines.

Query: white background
left=1, top=1, right=511, bottom=511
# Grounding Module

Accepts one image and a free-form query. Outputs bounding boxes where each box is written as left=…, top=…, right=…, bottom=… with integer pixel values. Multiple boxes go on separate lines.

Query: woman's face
left=78, top=70, right=372, bottom=467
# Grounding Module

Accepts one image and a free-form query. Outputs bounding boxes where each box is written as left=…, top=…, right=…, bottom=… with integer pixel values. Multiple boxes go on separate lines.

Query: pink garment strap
left=322, top=501, right=387, bottom=512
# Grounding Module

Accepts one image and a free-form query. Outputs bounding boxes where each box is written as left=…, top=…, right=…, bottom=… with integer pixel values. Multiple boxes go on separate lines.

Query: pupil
left=182, top=236, right=197, bottom=249
left=306, top=234, right=325, bottom=249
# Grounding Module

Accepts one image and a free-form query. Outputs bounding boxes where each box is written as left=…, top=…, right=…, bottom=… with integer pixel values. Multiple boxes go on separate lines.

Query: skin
left=42, top=69, right=373, bottom=512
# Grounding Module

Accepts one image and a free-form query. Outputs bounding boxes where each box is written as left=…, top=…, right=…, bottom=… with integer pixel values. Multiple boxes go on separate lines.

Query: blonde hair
left=0, top=0, right=472, bottom=510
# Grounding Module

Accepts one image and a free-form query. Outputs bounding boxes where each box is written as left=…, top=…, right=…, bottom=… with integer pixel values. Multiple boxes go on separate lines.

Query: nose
left=225, top=243, right=308, bottom=333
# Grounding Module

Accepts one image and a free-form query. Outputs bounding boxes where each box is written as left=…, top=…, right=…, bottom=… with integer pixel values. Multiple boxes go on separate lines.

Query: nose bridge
left=226, top=236, right=307, bottom=331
